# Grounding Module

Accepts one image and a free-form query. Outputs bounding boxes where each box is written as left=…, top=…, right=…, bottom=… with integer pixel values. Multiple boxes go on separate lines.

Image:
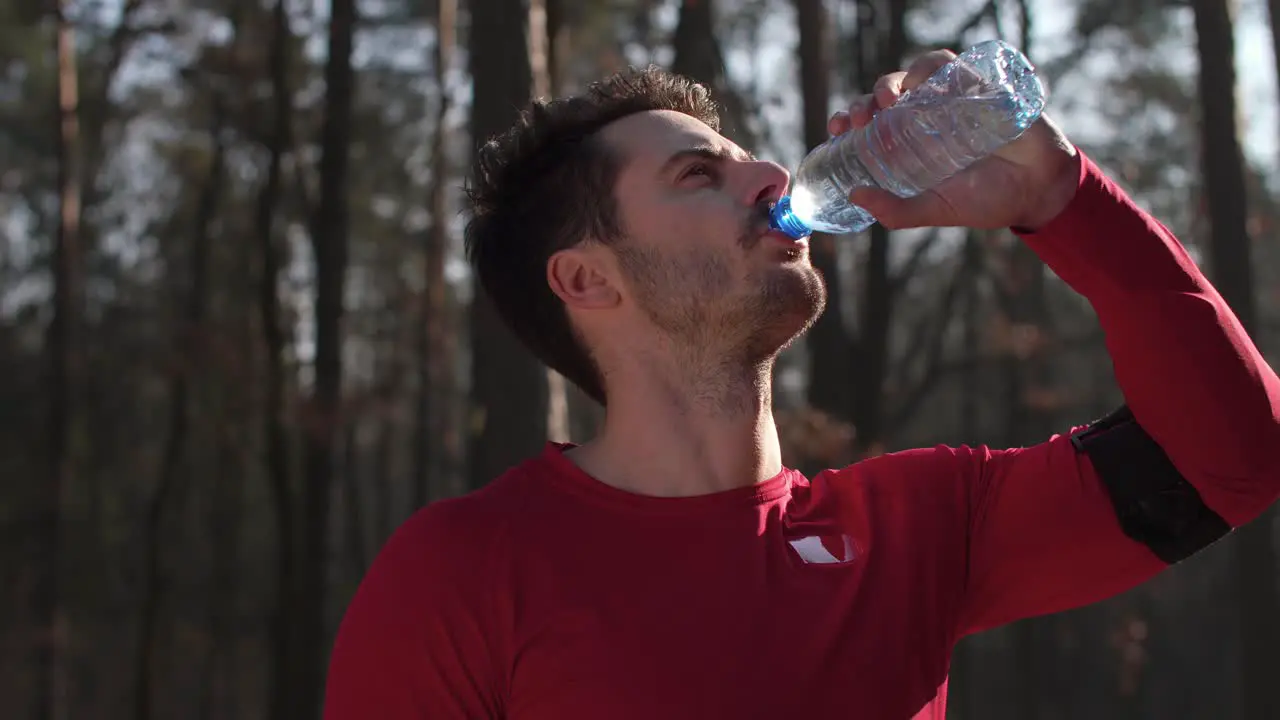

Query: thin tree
left=37, top=3, right=82, bottom=719
left=528, top=0, right=572, bottom=444
left=848, top=0, right=908, bottom=454
left=670, top=0, right=756, bottom=149
left=467, top=0, right=549, bottom=490
left=792, top=0, right=854, bottom=424
left=255, top=1, right=298, bottom=717
left=414, top=0, right=458, bottom=507
left=1191, top=1, right=1280, bottom=717
left=134, top=91, right=226, bottom=720
left=296, top=0, right=358, bottom=715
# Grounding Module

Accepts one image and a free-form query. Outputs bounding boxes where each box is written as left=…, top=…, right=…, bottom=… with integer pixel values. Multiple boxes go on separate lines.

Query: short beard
left=614, top=239, right=826, bottom=413
left=741, top=265, right=825, bottom=361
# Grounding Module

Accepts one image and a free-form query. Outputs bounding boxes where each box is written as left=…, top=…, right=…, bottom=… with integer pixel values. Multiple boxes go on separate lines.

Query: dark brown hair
left=464, top=66, right=720, bottom=406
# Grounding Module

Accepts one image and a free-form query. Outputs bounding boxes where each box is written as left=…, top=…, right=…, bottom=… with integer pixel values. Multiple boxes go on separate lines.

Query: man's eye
left=682, top=162, right=716, bottom=182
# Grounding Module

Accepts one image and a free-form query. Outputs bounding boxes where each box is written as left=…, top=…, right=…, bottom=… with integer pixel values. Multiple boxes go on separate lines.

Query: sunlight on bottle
left=789, top=186, right=819, bottom=228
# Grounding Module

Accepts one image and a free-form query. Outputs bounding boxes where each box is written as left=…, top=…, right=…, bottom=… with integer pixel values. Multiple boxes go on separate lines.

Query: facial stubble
left=616, top=235, right=827, bottom=365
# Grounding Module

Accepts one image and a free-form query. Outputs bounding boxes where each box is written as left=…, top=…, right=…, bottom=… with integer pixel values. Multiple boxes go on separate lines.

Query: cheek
left=632, top=211, right=703, bottom=248
left=614, top=201, right=744, bottom=299
left=684, top=247, right=735, bottom=294
left=617, top=242, right=733, bottom=304
left=637, top=193, right=742, bottom=244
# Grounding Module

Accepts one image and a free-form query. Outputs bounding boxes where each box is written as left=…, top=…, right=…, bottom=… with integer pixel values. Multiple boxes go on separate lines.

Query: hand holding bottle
left=830, top=48, right=1081, bottom=232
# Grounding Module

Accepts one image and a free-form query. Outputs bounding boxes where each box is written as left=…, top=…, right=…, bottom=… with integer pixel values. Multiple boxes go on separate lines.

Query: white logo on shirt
left=788, top=534, right=857, bottom=564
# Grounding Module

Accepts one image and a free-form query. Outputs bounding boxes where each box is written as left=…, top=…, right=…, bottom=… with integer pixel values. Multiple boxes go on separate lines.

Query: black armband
left=1070, top=405, right=1231, bottom=564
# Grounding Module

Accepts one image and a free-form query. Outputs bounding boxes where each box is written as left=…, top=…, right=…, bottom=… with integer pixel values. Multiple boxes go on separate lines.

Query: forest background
left=3, top=0, right=1279, bottom=718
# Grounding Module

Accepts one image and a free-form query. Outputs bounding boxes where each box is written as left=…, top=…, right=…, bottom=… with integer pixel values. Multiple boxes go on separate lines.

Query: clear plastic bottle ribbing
left=770, top=39, right=1047, bottom=238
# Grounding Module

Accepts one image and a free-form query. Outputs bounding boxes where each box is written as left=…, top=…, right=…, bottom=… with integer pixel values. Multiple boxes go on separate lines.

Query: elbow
left=1192, top=457, right=1280, bottom=530
left=1212, top=400, right=1280, bottom=526
left=1183, top=405, right=1280, bottom=528
left=1073, top=404, right=1277, bottom=562
left=1163, top=369, right=1280, bottom=528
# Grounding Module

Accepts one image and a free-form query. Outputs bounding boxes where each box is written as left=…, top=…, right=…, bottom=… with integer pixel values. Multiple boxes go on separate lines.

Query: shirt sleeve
left=324, top=499, right=507, bottom=720
left=947, top=150, right=1280, bottom=636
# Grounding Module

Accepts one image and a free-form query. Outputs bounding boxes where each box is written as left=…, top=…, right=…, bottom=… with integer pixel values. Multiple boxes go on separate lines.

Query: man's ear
left=547, top=246, right=621, bottom=310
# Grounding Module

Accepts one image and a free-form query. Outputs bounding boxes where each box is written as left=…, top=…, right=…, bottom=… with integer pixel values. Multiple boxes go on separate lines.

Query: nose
left=744, top=159, right=791, bottom=208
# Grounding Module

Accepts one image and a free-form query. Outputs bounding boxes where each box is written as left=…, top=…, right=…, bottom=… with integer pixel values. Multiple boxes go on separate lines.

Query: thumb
left=849, top=187, right=954, bottom=230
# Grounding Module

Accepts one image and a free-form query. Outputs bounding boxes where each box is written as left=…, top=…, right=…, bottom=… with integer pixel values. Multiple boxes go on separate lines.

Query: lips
left=742, top=206, right=809, bottom=250
left=765, top=229, right=808, bottom=248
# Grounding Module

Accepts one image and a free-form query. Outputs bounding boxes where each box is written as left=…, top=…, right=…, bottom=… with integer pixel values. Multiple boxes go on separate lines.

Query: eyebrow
left=658, top=145, right=756, bottom=177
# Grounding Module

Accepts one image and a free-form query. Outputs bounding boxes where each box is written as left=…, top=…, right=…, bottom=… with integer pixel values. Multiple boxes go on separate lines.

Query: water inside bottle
left=770, top=39, right=1046, bottom=238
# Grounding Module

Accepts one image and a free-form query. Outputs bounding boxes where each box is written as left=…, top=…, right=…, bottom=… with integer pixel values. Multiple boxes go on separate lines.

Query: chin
left=744, top=265, right=827, bottom=358
left=775, top=245, right=810, bottom=264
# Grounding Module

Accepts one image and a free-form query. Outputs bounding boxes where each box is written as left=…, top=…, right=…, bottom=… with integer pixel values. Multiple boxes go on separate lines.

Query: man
left=324, top=49, right=1280, bottom=720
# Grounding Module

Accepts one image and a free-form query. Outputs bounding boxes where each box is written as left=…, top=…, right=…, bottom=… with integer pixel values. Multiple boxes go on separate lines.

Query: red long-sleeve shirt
left=323, top=151, right=1280, bottom=720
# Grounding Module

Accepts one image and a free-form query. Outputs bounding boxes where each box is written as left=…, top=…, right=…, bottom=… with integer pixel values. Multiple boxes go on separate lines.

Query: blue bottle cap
left=769, top=196, right=812, bottom=239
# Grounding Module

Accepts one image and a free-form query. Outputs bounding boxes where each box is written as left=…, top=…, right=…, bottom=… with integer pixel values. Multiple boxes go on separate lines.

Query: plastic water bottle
left=769, top=39, right=1047, bottom=238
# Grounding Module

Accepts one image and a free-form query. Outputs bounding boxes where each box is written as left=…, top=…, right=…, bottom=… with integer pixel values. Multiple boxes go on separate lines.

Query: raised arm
left=833, top=49, right=1280, bottom=636
left=951, top=149, right=1280, bottom=633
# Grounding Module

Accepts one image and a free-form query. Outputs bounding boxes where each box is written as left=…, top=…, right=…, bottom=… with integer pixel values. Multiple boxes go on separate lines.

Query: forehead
left=600, top=110, right=748, bottom=173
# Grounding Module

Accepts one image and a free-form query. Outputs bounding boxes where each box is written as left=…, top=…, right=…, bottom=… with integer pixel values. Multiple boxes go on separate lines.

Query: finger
left=849, top=187, right=957, bottom=230
left=828, top=110, right=851, bottom=136
left=872, top=71, right=907, bottom=112
left=901, top=48, right=958, bottom=93
left=846, top=94, right=875, bottom=129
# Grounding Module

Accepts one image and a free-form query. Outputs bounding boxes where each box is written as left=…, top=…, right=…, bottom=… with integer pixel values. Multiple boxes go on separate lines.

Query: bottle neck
left=769, top=197, right=812, bottom=239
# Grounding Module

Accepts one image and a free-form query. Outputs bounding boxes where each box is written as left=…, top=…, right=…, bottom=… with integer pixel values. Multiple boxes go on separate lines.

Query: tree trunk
left=948, top=231, right=986, bottom=720
left=467, top=0, right=549, bottom=490
left=793, top=0, right=853, bottom=424
left=670, top=0, right=755, bottom=148
left=199, top=177, right=257, bottom=720
left=541, top=0, right=605, bottom=442
left=413, top=0, right=458, bottom=508
left=134, top=97, right=225, bottom=720
left=986, top=223, right=1059, bottom=720
left=257, top=1, right=298, bottom=717
left=546, top=0, right=569, bottom=94
left=1192, top=1, right=1258, bottom=332
left=201, top=281, right=252, bottom=720
left=525, top=0, right=572, bottom=444
left=37, top=5, right=81, bottom=719
left=849, top=0, right=909, bottom=454
left=996, top=16, right=1067, bottom=720
left=343, top=422, right=368, bottom=577
left=297, top=0, right=357, bottom=715
left=1191, top=2, right=1279, bottom=718
left=852, top=225, right=892, bottom=453
left=959, top=233, right=983, bottom=445
left=671, top=0, right=719, bottom=85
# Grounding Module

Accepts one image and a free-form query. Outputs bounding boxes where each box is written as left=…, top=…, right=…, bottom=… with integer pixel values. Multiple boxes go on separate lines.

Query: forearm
left=1015, top=150, right=1280, bottom=525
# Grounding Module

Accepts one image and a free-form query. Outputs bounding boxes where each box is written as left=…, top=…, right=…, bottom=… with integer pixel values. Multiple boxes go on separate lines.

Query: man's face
left=599, top=110, right=826, bottom=363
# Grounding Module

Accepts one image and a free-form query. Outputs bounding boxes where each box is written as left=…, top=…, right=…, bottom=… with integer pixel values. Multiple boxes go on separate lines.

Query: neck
left=567, top=345, right=783, bottom=498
